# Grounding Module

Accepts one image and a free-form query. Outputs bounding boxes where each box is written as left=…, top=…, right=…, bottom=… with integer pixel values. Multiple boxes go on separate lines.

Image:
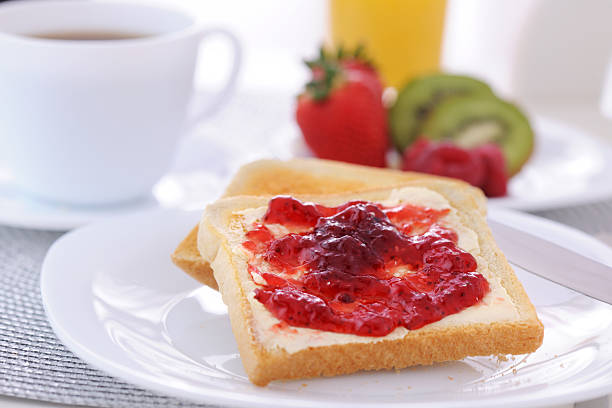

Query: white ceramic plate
left=41, top=207, right=612, bottom=407
left=282, top=115, right=612, bottom=211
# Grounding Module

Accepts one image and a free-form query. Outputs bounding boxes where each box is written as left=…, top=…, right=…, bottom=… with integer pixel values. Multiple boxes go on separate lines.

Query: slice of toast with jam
left=197, top=183, right=543, bottom=386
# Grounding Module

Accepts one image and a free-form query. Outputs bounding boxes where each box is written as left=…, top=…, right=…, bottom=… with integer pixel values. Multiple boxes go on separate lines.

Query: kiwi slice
left=390, top=74, right=494, bottom=152
left=420, top=95, right=534, bottom=176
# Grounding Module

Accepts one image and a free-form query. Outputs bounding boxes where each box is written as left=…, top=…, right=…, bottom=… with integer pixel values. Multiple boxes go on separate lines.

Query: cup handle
left=186, top=27, right=242, bottom=130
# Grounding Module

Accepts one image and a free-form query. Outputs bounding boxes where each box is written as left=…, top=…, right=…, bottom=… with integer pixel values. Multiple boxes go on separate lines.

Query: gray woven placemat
left=0, top=200, right=610, bottom=408
left=0, top=226, right=210, bottom=408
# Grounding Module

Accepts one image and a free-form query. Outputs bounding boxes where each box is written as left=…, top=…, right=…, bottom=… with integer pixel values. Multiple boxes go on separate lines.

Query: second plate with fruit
left=290, top=47, right=612, bottom=210
left=287, top=114, right=612, bottom=211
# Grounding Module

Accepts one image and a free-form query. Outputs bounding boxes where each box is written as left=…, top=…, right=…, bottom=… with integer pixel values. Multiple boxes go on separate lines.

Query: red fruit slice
left=402, top=139, right=485, bottom=187
left=401, top=139, right=431, bottom=170
left=476, top=144, right=508, bottom=197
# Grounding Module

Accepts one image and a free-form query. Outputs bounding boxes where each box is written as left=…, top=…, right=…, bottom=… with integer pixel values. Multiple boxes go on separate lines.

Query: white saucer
left=0, top=168, right=225, bottom=231
left=41, top=207, right=612, bottom=407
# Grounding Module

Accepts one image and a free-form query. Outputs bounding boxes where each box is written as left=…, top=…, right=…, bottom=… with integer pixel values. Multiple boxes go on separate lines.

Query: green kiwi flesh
left=420, top=95, right=534, bottom=176
left=390, top=74, right=494, bottom=152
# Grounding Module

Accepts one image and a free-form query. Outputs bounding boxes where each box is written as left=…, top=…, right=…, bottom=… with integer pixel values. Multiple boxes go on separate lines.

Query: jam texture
left=243, top=196, right=490, bottom=337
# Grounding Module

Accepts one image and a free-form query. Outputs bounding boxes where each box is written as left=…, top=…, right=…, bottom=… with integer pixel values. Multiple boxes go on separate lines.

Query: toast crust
left=173, top=158, right=487, bottom=289
left=171, top=226, right=219, bottom=290
left=199, top=188, right=544, bottom=386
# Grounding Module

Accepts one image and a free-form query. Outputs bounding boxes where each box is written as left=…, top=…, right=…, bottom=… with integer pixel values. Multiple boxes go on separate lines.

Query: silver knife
left=488, top=219, right=612, bottom=305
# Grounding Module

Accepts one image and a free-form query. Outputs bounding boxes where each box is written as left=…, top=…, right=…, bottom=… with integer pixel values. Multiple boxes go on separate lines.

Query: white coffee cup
left=0, top=1, right=241, bottom=205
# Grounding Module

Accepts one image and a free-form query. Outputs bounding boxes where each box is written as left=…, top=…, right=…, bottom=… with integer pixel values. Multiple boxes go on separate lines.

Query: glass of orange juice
left=328, top=0, right=447, bottom=89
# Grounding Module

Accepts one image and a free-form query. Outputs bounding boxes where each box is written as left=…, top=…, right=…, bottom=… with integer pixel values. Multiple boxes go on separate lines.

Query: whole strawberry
left=309, top=46, right=384, bottom=100
left=337, top=45, right=384, bottom=99
left=296, top=58, right=388, bottom=167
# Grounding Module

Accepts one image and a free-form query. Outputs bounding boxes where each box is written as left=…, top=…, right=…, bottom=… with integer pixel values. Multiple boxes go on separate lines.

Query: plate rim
left=491, top=115, right=612, bottom=211
left=40, top=207, right=612, bottom=408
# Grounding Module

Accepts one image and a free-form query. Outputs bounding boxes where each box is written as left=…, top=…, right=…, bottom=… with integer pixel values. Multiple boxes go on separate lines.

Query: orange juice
left=328, top=0, right=447, bottom=88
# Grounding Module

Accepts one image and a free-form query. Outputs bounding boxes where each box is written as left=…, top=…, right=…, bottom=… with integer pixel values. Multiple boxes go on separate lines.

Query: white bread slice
left=172, top=158, right=487, bottom=289
left=198, top=183, right=543, bottom=386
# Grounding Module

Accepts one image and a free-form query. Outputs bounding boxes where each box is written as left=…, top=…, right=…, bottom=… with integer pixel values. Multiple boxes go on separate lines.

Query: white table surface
left=1, top=0, right=611, bottom=404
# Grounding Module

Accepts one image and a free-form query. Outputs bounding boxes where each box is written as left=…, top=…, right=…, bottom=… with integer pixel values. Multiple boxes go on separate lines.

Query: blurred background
left=3, top=0, right=612, bottom=212
left=140, top=0, right=612, bottom=104
left=131, top=0, right=612, bottom=209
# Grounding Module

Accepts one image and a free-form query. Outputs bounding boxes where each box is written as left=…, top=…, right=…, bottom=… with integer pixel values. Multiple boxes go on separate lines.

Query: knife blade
left=488, top=219, right=612, bottom=305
